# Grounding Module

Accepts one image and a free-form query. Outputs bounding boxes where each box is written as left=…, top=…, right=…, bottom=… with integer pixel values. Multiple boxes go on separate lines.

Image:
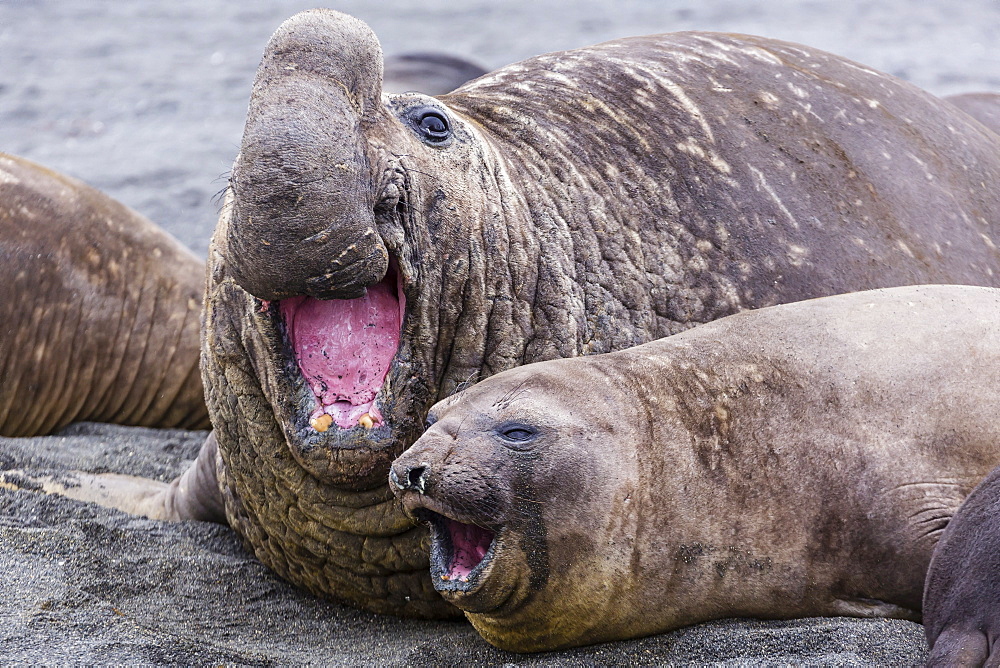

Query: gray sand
left=3, top=0, right=999, bottom=663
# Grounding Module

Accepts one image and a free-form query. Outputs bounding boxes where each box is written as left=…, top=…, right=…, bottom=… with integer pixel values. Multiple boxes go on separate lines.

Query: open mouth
left=277, top=262, right=406, bottom=432
left=417, top=508, right=497, bottom=590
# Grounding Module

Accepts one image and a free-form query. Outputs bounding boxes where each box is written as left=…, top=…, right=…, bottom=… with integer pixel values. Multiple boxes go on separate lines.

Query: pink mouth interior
left=446, top=518, right=494, bottom=581
left=279, top=268, right=404, bottom=430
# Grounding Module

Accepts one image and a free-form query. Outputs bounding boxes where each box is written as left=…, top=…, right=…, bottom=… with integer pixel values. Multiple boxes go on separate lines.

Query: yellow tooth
left=358, top=413, right=374, bottom=429
left=310, top=414, right=333, bottom=432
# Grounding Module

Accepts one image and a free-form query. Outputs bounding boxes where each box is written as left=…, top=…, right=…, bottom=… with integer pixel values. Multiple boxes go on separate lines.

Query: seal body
left=392, top=285, right=1000, bottom=651
left=923, top=463, right=1000, bottom=667
left=382, top=52, right=488, bottom=95
left=200, top=10, right=1000, bottom=617
left=946, top=92, right=1000, bottom=136
left=0, top=153, right=208, bottom=436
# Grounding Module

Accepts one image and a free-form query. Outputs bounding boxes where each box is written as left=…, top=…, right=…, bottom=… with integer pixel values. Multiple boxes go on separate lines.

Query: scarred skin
left=923, top=462, right=1000, bottom=667
left=197, top=10, right=1000, bottom=618
left=0, top=153, right=208, bottom=436
left=392, top=285, right=1000, bottom=651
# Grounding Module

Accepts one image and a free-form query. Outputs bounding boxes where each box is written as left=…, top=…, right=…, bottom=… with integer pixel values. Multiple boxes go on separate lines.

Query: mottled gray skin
left=200, top=10, right=1000, bottom=619
left=393, top=286, right=1000, bottom=652
left=946, top=92, right=1000, bottom=137
left=924, top=463, right=1000, bottom=667
left=0, top=153, right=208, bottom=436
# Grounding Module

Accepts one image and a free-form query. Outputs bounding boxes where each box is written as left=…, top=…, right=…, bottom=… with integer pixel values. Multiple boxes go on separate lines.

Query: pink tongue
left=279, top=276, right=401, bottom=429
left=447, top=519, right=494, bottom=581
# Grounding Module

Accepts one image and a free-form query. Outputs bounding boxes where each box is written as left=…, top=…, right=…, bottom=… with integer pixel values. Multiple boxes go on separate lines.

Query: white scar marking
left=748, top=165, right=797, bottom=228
left=662, top=79, right=715, bottom=142
left=787, top=83, right=808, bottom=98
left=838, top=60, right=883, bottom=77
left=798, top=102, right=824, bottom=122
left=758, top=91, right=780, bottom=107
left=541, top=71, right=579, bottom=89
left=708, top=76, right=733, bottom=93
left=675, top=137, right=732, bottom=174
left=787, top=244, right=809, bottom=267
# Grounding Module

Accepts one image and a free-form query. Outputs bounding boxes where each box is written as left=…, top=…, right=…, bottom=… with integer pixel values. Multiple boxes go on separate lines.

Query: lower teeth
left=310, top=414, right=333, bottom=432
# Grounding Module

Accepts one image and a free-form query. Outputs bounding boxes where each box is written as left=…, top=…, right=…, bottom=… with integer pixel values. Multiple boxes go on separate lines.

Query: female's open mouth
left=276, top=262, right=406, bottom=433
left=416, top=508, right=497, bottom=591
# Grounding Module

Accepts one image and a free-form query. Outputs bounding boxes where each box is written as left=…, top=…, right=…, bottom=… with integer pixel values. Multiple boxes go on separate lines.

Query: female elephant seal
left=16, top=8, right=1000, bottom=619
left=391, top=285, right=1000, bottom=651
left=0, top=153, right=208, bottom=436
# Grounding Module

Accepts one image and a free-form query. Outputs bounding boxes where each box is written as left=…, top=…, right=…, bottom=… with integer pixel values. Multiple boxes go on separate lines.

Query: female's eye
left=497, top=424, right=538, bottom=447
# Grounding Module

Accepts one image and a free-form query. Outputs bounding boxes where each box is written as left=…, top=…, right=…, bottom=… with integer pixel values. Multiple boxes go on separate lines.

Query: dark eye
left=497, top=424, right=538, bottom=446
left=407, top=106, right=452, bottom=144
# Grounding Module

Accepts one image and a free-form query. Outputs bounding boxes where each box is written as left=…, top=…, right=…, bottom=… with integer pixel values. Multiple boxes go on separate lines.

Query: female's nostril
left=407, top=465, right=427, bottom=489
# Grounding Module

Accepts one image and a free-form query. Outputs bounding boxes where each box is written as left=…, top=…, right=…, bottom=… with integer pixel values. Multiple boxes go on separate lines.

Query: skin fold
left=945, top=92, right=1000, bottom=136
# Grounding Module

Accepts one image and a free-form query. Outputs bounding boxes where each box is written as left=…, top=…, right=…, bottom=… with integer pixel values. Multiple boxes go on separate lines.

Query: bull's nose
left=390, top=460, right=431, bottom=494
left=224, top=8, right=388, bottom=302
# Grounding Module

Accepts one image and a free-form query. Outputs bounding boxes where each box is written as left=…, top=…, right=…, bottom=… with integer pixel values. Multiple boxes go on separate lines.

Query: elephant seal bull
left=16, top=9, right=1000, bottom=619
left=923, top=463, right=1000, bottom=667
left=391, top=285, right=1000, bottom=651
left=0, top=153, right=208, bottom=436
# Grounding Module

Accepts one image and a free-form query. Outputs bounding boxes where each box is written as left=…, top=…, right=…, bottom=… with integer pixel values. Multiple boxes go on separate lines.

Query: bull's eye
left=407, top=106, right=452, bottom=144
left=420, top=113, right=448, bottom=136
